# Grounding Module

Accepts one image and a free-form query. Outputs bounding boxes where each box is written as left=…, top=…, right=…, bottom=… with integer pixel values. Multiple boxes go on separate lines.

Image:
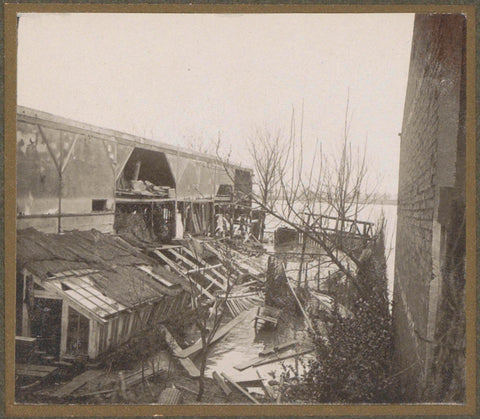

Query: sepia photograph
left=4, top=5, right=474, bottom=415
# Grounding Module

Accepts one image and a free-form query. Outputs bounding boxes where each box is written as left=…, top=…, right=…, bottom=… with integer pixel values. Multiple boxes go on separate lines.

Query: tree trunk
left=196, top=339, right=208, bottom=401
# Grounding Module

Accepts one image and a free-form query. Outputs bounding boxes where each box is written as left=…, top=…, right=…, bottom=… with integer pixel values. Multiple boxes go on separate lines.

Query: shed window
left=92, top=199, right=107, bottom=212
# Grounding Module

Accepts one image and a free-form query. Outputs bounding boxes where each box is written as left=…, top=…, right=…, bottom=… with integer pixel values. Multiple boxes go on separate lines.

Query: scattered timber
left=256, top=369, right=275, bottom=401
left=259, top=340, right=299, bottom=357
left=178, top=310, right=251, bottom=359
left=221, top=372, right=260, bottom=404
left=233, top=357, right=261, bottom=372
left=169, top=248, right=226, bottom=291
left=212, top=371, right=232, bottom=396
left=234, top=346, right=314, bottom=371
left=174, top=384, right=198, bottom=396
left=153, top=250, right=215, bottom=301
left=72, top=353, right=169, bottom=399
left=160, top=326, right=200, bottom=377
left=15, top=364, right=58, bottom=379
left=158, top=387, right=183, bottom=405
left=220, top=291, right=263, bottom=317
left=181, top=245, right=230, bottom=284
left=234, top=378, right=263, bottom=387
left=285, top=276, right=314, bottom=331
left=254, top=305, right=281, bottom=332
left=49, top=369, right=104, bottom=398
left=203, top=242, right=264, bottom=279
left=276, top=376, right=284, bottom=404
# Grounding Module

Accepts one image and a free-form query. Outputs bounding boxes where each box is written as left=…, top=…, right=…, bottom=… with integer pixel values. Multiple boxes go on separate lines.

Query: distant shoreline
left=264, top=198, right=398, bottom=206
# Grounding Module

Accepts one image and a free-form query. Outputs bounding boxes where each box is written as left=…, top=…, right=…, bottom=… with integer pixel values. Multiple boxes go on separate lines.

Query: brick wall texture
left=392, top=14, right=466, bottom=400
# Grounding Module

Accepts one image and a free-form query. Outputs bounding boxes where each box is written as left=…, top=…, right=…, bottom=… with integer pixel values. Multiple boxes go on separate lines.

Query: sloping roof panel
left=18, top=228, right=186, bottom=320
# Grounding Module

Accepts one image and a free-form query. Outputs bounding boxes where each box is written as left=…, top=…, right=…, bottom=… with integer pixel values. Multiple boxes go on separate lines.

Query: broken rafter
left=159, top=326, right=200, bottom=378
left=152, top=250, right=215, bottom=301
left=185, top=262, right=224, bottom=275
left=285, top=275, right=314, bottom=331
left=169, top=249, right=226, bottom=291
left=221, top=372, right=260, bottom=404
left=182, top=246, right=230, bottom=284
left=178, top=310, right=251, bottom=359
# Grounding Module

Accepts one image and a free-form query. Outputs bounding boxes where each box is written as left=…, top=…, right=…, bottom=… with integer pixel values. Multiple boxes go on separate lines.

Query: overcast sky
left=18, top=13, right=414, bottom=195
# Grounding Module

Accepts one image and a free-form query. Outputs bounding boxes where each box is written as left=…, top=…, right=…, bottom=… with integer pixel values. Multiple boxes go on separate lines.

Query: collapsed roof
left=17, top=228, right=191, bottom=321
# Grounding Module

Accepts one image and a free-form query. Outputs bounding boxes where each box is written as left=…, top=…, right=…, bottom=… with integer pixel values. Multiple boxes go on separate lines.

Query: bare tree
left=247, top=128, right=288, bottom=241
left=212, top=93, right=379, bottom=302
left=184, top=238, right=236, bottom=401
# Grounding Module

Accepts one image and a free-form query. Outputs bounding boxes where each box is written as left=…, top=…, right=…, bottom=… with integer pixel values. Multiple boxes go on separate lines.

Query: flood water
left=203, top=308, right=312, bottom=387
left=203, top=202, right=397, bottom=386
left=264, top=202, right=398, bottom=300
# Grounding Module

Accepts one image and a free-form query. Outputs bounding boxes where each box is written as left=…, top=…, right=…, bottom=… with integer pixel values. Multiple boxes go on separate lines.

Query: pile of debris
left=117, top=179, right=171, bottom=198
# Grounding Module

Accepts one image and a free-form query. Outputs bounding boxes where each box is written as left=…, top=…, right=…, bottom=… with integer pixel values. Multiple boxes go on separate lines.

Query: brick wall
left=393, top=14, right=466, bottom=400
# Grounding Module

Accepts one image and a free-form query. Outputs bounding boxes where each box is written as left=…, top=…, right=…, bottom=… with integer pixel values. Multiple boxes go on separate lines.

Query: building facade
left=393, top=14, right=466, bottom=401
left=17, top=106, right=252, bottom=238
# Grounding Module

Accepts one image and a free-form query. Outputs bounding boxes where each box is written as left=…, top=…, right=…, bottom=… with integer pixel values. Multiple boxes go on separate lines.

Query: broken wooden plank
left=259, top=340, right=299, bottom=357
left=16, top=364, right=58, bottom=379
left=153, top=250, right=215, bottom=301
left=185, top=263, right=224, bottom=275
left=212, top=371, right=232, bottom=396
left=256, top=369, right=275, bottom=401
left=250, top=346, right=314, bottom=369
left=138, top=265, right=174, bottom=287
left=50, top=369, right=103, bottom=398
left=182, top=246, right=231, bottom=284
left=285, top=276, right=314, bottom=331
left=234, top=378, right=263, bottom=386
left=202, top=242, right=255, bottom=276
left=234, top=356, right=262, bottom=372
left=169, top=249, right=226, bottom=291
left=276, top=376, right=284, bottom=403
left=178, top=310, right=251, bottom=359
left=71, top=388, right=116, bottom=399
left=174, top=383, right=198, bottom=396
left=221, top=372, right=260, bottom=404
left=234, top=346, right=313, bottom=371
left=160, top=325, right=200, bottom=378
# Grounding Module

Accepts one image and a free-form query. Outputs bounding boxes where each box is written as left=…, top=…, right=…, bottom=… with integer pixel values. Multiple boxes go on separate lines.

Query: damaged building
left=15, top=106, right=255, bottom=364
left=16, top=228, right=191, bottom=361
left=17, top=106, right=253, bottom=239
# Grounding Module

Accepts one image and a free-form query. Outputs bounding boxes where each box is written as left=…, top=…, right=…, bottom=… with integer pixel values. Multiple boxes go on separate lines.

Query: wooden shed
left=16, top=228, right=191, bottom=361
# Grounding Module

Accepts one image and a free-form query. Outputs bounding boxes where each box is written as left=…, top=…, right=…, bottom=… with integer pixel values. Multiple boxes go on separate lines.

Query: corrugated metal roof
left=17, top=228, right=189, bottom=319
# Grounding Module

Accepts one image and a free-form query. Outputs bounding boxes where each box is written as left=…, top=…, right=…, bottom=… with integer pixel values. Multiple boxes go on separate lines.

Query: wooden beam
left=182, top=246, right=230, bottom=284
left=256, top=369, right=275, bottom=401
left=49, top=369, right=104, bottom=398
left=159, top=326, right=200, bottom=378
left=212, top=371, right=232, bottom=396
left=60, top=301, right=69, bottom=360
left=169, top=249, right=226, bottom=291
left=137, top=265, right=173, bottom=287
left=60, top=133, right=80, bottom=174
left=221, top=372, right=260, bottom=404
left=37, top=124, right=61, bottom=174
left=178, top=310, right=251, bottom=359
left=234, top=346, right=313, bottom=371
left=285, top=276, right=314, bottom=331
left=152, top=250, right=214, bottom=301
left=185, top=262, right=224, bottom=275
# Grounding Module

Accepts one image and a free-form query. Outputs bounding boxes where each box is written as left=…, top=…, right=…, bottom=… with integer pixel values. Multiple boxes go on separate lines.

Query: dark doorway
left=30, top=298, right=63, bottom=357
